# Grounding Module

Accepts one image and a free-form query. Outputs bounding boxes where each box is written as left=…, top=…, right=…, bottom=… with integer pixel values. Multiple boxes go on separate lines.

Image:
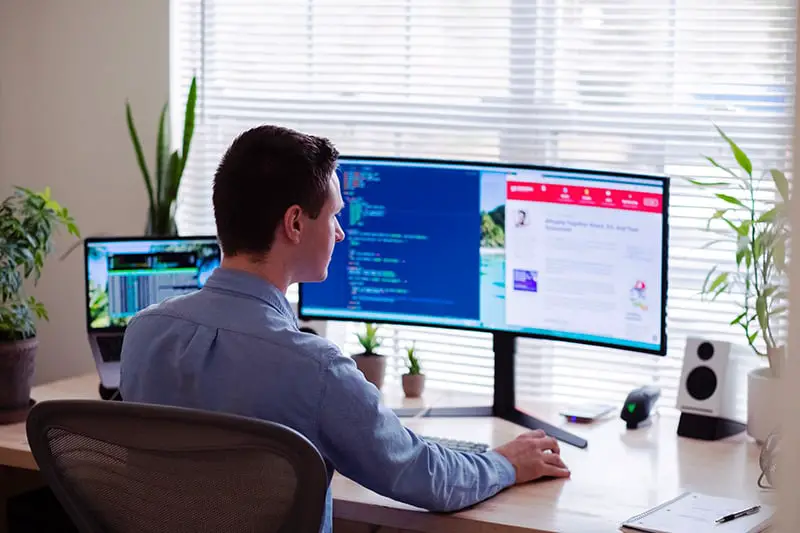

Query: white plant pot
left=747, top=366, right=779, bottom=443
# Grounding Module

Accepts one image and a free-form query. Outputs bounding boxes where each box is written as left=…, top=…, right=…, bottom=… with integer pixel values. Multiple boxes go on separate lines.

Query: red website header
left=506, top=181, right=663, bottom=214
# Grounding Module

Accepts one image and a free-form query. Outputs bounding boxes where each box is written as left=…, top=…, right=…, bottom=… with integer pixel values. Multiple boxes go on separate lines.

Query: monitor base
left=393, top=405, right=588, bottom=449
left=391, top=332, right=588, bottom=449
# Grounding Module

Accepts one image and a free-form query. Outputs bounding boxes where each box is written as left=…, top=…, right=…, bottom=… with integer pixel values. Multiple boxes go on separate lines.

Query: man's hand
left=493, top=429, right=570, bottom=484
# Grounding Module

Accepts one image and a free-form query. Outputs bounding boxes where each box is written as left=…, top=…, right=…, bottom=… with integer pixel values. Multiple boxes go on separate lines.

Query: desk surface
left=0, top=374, right=774, bottom=533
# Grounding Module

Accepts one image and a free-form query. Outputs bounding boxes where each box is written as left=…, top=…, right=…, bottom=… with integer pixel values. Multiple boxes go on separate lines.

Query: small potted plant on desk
left=691, top=125, right=790, bottom=443
left=402, top=342, right=425, bottom=398
left=0, top=187, right=79, bottom=424
left=352, top=323, right=386, bottom=390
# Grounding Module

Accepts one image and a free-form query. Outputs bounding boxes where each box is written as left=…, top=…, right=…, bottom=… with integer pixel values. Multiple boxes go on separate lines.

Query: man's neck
left=220, top=255, right=291, bottom=294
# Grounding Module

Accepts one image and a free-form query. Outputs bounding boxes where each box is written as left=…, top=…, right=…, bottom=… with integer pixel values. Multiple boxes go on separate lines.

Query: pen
left=715, top=505, right=761, bottom=524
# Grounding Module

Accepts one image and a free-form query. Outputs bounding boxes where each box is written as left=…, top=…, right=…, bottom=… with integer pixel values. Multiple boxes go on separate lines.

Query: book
left=621, top=492, right=774, bottom=533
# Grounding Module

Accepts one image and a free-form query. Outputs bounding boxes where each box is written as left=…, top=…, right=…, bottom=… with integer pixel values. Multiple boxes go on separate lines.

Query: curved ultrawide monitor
left=299, top=157, right=669, bottom=355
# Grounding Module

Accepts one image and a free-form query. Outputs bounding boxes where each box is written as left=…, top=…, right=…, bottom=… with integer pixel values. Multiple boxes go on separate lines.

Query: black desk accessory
left=98, top=383, right=122, bottom=401
left=620, top=385, right=661, bottom=429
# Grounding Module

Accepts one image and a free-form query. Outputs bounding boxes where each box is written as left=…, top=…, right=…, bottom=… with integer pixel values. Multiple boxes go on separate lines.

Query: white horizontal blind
left=173, top=0, right=796, bottom=418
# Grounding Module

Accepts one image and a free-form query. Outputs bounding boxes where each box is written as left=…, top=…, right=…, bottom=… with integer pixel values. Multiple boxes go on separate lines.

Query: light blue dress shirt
left=120, top=267, right=516, bottom=532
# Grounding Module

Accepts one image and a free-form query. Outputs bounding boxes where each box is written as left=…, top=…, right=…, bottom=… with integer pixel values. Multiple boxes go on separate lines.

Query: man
left=120, top=125, right=569, bottom=532
left=516, top=208, right=528, bottom=227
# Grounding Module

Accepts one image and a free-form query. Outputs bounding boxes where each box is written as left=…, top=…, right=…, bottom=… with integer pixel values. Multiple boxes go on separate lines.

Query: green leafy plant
left=0, top=187, right=80, bottom=341
left=691, top=125, right=790, bottom=375
left=126, top=76, right=197, bottom=236
left=356, top=323, right=382, bottom=355
left=405, top=343, right=422, bottom=375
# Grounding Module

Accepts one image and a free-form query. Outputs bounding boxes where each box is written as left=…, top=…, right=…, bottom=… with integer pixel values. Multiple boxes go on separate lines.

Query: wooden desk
left=0, top=374, right=775, bottom=533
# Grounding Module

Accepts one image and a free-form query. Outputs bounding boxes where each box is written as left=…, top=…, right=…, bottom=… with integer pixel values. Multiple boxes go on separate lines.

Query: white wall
left=775, top=12, right=799, bottom=531
left=0, top=0, right=169, bottom=385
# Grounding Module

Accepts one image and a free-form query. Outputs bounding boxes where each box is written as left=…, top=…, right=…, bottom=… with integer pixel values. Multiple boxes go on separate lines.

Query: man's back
left=120, top=267, right=516, bottom=533
left=120, top=268, right=331, bottom=436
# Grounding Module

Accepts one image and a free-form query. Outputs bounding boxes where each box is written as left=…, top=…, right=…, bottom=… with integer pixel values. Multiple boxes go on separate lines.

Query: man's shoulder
left=288, top=329, right=346, bottom=366
left=128, top=292, right=194, bottom=322
left=128, top=293, right=343, bottom=360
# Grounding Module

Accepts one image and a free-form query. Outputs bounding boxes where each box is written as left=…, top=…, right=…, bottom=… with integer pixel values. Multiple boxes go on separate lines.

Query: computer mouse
left=620, top=385, right=661, bottom=429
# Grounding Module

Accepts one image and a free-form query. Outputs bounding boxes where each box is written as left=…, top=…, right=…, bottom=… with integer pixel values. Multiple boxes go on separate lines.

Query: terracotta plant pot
left=0, top=337, right=38, bottom=424
left=402, top=374, right=425, bottom=398
left=352, top=353, right=386, bottom=390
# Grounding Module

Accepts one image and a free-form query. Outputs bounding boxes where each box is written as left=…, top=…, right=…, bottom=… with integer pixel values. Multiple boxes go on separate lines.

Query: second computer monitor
left=84, top=236, right=221, bottom=331
left=299, top=157, right=669, bottom=355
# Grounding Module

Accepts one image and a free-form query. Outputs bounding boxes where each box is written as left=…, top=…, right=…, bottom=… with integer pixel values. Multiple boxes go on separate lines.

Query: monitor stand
left=393, top=332, right=588, bottom=449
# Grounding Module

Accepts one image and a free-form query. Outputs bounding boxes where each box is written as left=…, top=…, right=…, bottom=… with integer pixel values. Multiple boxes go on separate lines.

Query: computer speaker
left=675, top=337, right=747, bottom=440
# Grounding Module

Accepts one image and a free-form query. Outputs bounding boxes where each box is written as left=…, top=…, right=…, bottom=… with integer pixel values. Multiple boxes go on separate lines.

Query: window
left=172, top=0, right=796, bottom=418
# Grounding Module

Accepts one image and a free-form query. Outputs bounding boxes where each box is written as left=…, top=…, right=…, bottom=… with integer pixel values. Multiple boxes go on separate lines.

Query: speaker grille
left=697, top=342, right=715, bottom=361
left=686, top=366, right=717, bottom=400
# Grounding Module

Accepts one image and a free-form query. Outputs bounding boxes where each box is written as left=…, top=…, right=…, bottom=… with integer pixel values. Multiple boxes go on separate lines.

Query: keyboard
left=423, top=436, right=490, bottom=453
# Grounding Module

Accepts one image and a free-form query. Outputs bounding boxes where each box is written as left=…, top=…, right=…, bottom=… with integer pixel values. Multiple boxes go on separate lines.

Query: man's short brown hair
left=212, top=125, right=339, bottom=256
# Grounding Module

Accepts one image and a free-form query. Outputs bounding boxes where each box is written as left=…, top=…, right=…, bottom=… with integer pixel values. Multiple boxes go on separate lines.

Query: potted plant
left=0, top=187, right=79, bottom=423
left=402, top=342, right=425, bottom=398
left=352, top=323, right=386, bottom=390
left=691, top=125, right=789, bottom=442
left=126, top=76, right=197, bottom=236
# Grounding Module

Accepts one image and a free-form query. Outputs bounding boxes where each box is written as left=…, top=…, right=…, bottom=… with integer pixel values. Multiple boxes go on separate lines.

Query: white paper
left=622, top=492, right=774, bottom=533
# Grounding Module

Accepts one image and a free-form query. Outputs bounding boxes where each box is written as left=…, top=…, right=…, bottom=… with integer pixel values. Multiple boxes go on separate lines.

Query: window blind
left=172, top=0, right=796, bottom=418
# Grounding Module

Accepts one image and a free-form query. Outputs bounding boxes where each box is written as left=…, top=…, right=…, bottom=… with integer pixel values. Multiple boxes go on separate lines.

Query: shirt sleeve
left=316, top=350, right=516, bottom=513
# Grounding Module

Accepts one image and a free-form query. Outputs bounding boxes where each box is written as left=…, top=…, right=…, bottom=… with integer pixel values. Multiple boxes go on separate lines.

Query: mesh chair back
left=26, top=399, right=328, bottom=533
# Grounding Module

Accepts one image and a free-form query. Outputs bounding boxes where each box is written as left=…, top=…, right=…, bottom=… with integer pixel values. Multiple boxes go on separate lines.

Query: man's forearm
left=384, top=446, right=516, bottom=513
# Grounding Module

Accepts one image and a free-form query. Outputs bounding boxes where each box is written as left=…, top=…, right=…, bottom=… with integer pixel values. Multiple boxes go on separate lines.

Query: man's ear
left=283, top=205, right=303, bottom=244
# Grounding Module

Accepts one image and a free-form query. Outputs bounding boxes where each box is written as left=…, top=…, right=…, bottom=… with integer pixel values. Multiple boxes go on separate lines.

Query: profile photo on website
left=514, top=208, right=529, bottom=228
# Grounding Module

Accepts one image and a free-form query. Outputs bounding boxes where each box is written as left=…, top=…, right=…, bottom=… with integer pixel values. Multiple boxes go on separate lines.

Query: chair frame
left=26, top=399, right=329, bottom=533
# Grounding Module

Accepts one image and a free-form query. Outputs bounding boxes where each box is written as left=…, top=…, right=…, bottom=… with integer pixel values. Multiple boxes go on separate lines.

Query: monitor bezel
left=83, top=235, right=220, bottom=334
left=298, top=155, right=670, bottom=357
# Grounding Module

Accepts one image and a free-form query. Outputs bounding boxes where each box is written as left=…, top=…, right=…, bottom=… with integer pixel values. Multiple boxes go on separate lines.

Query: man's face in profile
left=295, top=173, right=346, bottom=282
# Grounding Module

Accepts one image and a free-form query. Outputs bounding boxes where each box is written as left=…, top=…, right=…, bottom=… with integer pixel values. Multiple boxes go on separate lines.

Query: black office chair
left=25, top=399, right=329, bottom=533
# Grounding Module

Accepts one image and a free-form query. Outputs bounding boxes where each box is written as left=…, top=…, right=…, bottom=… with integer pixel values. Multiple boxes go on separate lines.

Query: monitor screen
left=299, top=157, right=669, bottom=355
left=84, top=236, right=221, bottom=331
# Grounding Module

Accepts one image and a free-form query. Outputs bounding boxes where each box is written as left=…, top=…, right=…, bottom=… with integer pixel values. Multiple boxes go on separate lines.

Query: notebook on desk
left=621, top=492, right=774, bottom=533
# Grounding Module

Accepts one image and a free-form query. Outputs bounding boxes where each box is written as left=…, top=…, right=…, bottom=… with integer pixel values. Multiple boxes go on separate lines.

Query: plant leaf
left=155, top=102, right=169, bottom=207
left=701, top=238, right=734, bottom=249
left=165, top=152, right=181, bottom=203
left=714, top=124, right=753, bottom=176
left=770, top=169, right=789, bottom=203
left=771, top=305, right=788, bottom=317
left=756, top=293, right=768, bottom=332
left=689, top=178, right=729, bottom=187
left=704, top=156, right=740, bottom=180
left=708, top=272, right=729, bottom=294
left=125, top=101, right=155, bottom=211
left=706, top=209, right=730, bottom=230
left=757, top=207, right=777, bottom=223
left=179, top=76, right=197, bottom=176
left=716, top=193, right=746, bottom=209
left=730, top=311, right=747, bottom=326
left=737, top=220, right=751, bottom=239
left=735, top=248, right=746, bottom=268
left=712, top=282, right=728, bottom=301
left=701, top=266, right=717, bottom=294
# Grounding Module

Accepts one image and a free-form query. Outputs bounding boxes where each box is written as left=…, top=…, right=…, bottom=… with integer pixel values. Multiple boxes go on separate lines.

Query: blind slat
left=173, top=0, right=796, bottom=420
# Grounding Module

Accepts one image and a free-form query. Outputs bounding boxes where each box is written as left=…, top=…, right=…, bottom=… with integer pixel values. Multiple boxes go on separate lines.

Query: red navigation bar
left=506, top=181, right=663, bottom=214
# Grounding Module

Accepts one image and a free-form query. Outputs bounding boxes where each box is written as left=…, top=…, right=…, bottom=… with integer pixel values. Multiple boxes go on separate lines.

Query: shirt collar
left=203, top=267, right=297, bottom=326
